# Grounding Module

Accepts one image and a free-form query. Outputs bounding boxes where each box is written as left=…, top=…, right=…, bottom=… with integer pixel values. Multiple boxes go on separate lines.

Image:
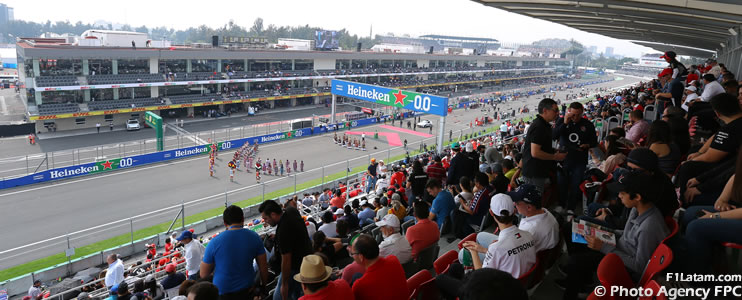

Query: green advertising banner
left=144, top=111, right=164, bottom=151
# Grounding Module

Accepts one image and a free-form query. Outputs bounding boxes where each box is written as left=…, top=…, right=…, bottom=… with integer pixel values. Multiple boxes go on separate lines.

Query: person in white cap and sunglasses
left=375, top=214, right=413, bottom=264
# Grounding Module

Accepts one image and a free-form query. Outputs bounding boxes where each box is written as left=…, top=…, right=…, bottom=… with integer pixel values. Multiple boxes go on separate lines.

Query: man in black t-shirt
left=553, top=102, right=597, bottom=214
left=259, top=200, right=312, bottom=300
left=677, top=93, right=742, bottom=204
left=521, top=98, right=566, bottom=193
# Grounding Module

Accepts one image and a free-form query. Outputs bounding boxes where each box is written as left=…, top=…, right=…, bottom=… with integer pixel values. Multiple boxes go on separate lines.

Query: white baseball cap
left=465, top=142, right=474, bottom=152
left=685, top=86, right=697, bottom=92
left=375, top=214, right=400, bottom=230
left=489, top=193, right=515, bottom=217
left=334, top=208, right=345, bottom=215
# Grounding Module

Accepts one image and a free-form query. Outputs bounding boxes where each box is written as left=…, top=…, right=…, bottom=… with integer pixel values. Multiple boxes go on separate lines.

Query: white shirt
left=700, top=81, right=724, bottom=102
left=500, top=124, right=508, bottom=133
left=184, top=240, right=205, bottom=276
left=454, top=191, right=473, bottom=206
left=517, top=210, right=560, bottom=252
left=105, top=259, right=125, bottom=287
left=28, top=286, right=41, bottom=298
left=379, top=232, right=413, bottom=264
left=682, top=93, right=699, bottom=111
left=319, top=222, right=338, bottom=238
left=482, top=226, right=537, bottom=279
left=306, top=222, right=317, bottom=240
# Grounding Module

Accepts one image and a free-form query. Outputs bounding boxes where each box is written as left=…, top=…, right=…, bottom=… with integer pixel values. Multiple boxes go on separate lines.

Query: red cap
left=188, top=228, right=195, bottom=233
left=165, top=263, right=176, bottom=273
left=657, top=68, right=672, bottom=78
left=158, top=258, right=168, bottom=266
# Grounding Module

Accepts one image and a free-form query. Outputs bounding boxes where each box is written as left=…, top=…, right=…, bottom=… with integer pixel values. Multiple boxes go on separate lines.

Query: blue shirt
left=430, top=190, right=455, bottom=229
left=358, top=207, right=376, bottom=226
left=202, top=228, right=266, bottom=295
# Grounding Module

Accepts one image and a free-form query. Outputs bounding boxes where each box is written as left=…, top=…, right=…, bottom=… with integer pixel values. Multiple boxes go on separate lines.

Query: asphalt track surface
left=0, top=76, right=641, bottom=271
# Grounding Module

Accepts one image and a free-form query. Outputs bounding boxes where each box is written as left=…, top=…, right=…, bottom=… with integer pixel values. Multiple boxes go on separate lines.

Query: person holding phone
left=553, top=102, right=597, bottom=215
left=521, top=98, right=566, bottom=194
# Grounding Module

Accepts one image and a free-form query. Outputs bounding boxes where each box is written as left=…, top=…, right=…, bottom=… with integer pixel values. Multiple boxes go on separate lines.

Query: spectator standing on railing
left=175, top=230, right=204, bottom=280
left=200, top=205, right=269, bottom=299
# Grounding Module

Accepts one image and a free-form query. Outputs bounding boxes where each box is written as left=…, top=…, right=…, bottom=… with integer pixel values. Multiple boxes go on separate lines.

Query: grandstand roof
left=419, top=34, right=500, bottom=43
left=630, top=41, right=717, bottom=58
left=470, top=0, right=742, bottom=55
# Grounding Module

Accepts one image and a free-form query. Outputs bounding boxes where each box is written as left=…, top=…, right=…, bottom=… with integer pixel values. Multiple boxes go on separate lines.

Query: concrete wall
left=416, top=59, right=429, bottom=68
left=34, top=112, right=145, bottom=133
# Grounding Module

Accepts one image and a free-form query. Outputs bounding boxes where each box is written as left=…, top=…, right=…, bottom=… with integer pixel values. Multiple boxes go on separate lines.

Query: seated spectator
left=390, top=166, right=406, bottom=188
left=625, top=110, right=649, bottom=144
left=439, top=268, right=528, bottom=300
left=351, top=234, right=408, bottom=300
left=647, top=120, right=681, bottom=175
left=426, top=155, right=447, bottom=184
left=318, top=211, right=338, bottom=238
left=699, top=74, right=725, bottom=102
left=116, top=282, right=135, bottom=300
left=357, top=202, right=376, bottom=227
left=662, top=106, right=691, bottom=156
left=388, top=199, right=407, bottom=223
left=178, top=280, right=197, bottom=296
left=28, top=280, right=42, bottom=300
left=442, top=194, right=535, bottom=300
left=559, top=170, right=669, bottom=300
left=301, top=193, right=314, bottom=207
left=592, top=135, right=626, bottom=175
left=682, top=149, right=742, bottom=273
left=186, top=282, right=219, bottom=300
left=426, top=178, right=455, bottom=230
left=296, top=255, right=354, bottom=300
left=374, top=174, right=389, bottom=195
left=510, top=184, right=560, bottom=252
left=160, top=264, right=186, bottom=290
left=452, top=173, right=493, bottom=241
left=375, top=214, right=412, bottom=264
left=678, top=93, right=742, bottom=201
left=502, top=159, right=517, bottom=180
left=340, top=205, right=360, bottom=230
left=143, top=274, right=165, bottom=300
left=318, top=189, right=331, bottom=210
left=312, top=231, right=343, bottom=266
left=405, top=201, right=439, bottom=259
left=374, top=197, right=389, bottom=221
left=330, top=190, right=345, bottom=210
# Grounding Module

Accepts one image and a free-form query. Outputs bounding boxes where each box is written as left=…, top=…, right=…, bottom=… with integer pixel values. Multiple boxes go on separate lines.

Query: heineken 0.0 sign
left=145, top=111, right=164, bottom=151
left=331, top=79, right=448, bottom=116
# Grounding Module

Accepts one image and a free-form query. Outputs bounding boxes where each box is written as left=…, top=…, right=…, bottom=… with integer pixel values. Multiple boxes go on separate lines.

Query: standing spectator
left=351, top=235, right=408, bottom=300
left=553, top=102, right=597, bottom=214
left=426, top=178, right=456, bottom=231
left=260, top=200, right=313, bottom=300
left=446, top=143, right=477, bottom=187
left=625, top=110, right=649, bottom=144
left=175, top=230, right=204, bottom=280
left=96, top=122, right=101, bottom=133
left=366, top=159, right=378, bottom=194
left=28, top=280, right=43, bottom=300
left=521, top=98, right=566, bottom=193
left=295, top=255, right=354, bottom=300
left=105, top=254, right=125, bottom=290
left=405, top=201, right=440, bottom=259
left=200, top=205, right=269, bottom=299
left=375, top=214, right=413, bottom=264
left=161, top=264, right=186, bottom=290
left=426, top=155, right=446, bottom=184
left=406, top=160, right=428, bottom=201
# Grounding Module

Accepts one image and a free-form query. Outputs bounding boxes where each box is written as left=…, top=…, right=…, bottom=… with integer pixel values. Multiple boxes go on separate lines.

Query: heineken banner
left=331, top=79, right=449, bottom=116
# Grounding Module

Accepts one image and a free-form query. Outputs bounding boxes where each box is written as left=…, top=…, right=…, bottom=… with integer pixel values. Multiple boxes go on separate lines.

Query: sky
left=4, top=0, right=656, bottom=58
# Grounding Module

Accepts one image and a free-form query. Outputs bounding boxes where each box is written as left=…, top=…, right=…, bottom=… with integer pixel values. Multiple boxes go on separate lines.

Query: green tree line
left=1, top=18, right=381, bottom=50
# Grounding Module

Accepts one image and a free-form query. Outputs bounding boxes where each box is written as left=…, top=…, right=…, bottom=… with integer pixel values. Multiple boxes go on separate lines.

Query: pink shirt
left=626, top=120, right=649, bottom=144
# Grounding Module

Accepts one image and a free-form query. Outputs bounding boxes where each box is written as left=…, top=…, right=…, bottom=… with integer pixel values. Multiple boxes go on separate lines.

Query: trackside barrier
left=0, top=114, right=400, bottom=190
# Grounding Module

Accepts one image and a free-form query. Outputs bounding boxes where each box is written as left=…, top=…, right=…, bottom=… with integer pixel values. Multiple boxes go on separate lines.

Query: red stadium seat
left=407, top=270, right=433, bottom=300
left=458, top=233, right=477, bottom=250
left=639, top=280, right=668, bottom=300
left=639, top=244, right=674, bottom=287
left=587, top=254, right=635, bottom=300
left=517, top=259, right=542, bottom=290
left=662, top=216, right=678, bottom=244
left=434, top=250, right=459, bottom=274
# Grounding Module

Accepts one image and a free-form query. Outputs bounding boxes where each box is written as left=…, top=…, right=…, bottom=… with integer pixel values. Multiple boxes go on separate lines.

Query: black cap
left=606, top=170, right=655, bottom=197
left=117, top=281, right=129, bottom=294
left=626, top=148, right=658, bottom=172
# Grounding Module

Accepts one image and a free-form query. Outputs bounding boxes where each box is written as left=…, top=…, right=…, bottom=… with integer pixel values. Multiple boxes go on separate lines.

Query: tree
left=249, top=18, right=264, bottom=36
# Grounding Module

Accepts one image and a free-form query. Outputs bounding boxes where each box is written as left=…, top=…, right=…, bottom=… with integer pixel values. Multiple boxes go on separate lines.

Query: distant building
left=379, top=35, right=500, bottom=55
left=587, top=46, right=597, bottom=55
left=0, top=3, right=13, bottom=24
left=636, top=53, right=666, bottom=68
left=605, top=46, right=614, bottom=58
